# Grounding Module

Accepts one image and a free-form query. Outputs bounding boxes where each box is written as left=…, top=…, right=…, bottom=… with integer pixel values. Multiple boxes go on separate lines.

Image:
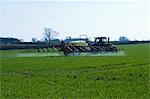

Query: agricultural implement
left=34, top=36, right=118, bottom=56
left=62, top=37, right=118, bottom=56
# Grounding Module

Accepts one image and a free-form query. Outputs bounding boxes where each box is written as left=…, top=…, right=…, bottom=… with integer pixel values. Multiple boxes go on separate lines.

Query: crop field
left=0, top=44, right=150, bottom=98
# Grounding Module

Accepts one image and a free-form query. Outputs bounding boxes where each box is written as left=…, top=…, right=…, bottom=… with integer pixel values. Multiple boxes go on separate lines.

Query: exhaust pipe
left=108, top=37, right=110, bottom=43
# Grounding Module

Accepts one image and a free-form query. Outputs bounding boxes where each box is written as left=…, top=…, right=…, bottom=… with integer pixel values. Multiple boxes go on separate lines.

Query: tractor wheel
left=112, top=47, right=118, bottom=52
left=101, top=47, right=106, bottom=53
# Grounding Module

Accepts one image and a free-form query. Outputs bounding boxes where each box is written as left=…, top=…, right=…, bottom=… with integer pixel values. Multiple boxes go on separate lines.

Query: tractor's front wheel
left=112, top=47, right=118, bottom=52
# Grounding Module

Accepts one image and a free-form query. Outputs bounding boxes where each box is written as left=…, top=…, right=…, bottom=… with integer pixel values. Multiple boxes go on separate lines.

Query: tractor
left=62, top=36, right=118, bottom=56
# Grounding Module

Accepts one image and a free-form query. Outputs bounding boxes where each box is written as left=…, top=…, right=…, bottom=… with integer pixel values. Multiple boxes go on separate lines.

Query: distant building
left=119, top=36, right=129, bottom=43
left=0, top=37, right=21, bottom=44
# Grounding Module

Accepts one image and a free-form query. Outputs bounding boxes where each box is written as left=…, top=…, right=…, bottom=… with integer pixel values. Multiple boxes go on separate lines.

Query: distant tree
left=69, top=36, right=71, bottom=39
left=119, top=36, right=129, bottom=43
left=43, top=28, right=59, bottom=45
left=44, top=37, right=49, bottom=43
left=32, top=38, right=37, bottom=43
left=20, top=39, right=24, bottom=42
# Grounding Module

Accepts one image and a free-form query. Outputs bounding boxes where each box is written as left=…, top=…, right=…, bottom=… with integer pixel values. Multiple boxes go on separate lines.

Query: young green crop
left=0, top=44, right=150, bottom=98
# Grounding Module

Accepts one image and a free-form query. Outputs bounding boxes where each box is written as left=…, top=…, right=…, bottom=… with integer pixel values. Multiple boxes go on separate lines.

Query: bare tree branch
left=43, top=28, right=59, bottom=45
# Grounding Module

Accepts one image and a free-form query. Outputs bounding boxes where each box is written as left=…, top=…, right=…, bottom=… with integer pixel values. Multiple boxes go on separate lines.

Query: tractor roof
left=95, top=37, right=107, bottom=39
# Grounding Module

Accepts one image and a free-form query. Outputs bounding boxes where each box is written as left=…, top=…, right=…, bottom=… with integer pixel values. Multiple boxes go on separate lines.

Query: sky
left=0, top=0, right=150, bottom=41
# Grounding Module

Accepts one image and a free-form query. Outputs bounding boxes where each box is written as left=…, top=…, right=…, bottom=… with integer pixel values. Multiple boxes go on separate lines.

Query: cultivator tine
left=85, top=47, right=91, bottom=51
left=90, top=46, right=98, bottom=51
left=73, top=47, right=79, bottom=51
left=66, top=46, right=73, bottom=52
left=79, top=47, right=85, bottom=52
left=95, top=46, right=102, bottom=51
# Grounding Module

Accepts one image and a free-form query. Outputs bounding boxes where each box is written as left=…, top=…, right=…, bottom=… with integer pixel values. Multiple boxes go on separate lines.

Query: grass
left=0, top=44, right=150, bottom=98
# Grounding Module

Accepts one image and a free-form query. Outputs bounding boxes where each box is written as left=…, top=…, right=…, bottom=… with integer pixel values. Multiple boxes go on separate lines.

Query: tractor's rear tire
left=112, top=47, right=118, bottom=52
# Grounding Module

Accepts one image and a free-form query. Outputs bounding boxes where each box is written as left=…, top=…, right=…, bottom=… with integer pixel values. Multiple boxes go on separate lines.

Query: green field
left=0, top=44, right=150, bottom=98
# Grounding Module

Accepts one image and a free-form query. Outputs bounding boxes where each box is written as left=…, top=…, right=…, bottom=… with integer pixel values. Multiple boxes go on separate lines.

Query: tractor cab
left=93, top=37, right=110, bottom=46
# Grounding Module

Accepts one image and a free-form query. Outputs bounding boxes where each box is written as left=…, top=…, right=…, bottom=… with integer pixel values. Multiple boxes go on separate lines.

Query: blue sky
left=0, top=0, right=149, bottom=41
